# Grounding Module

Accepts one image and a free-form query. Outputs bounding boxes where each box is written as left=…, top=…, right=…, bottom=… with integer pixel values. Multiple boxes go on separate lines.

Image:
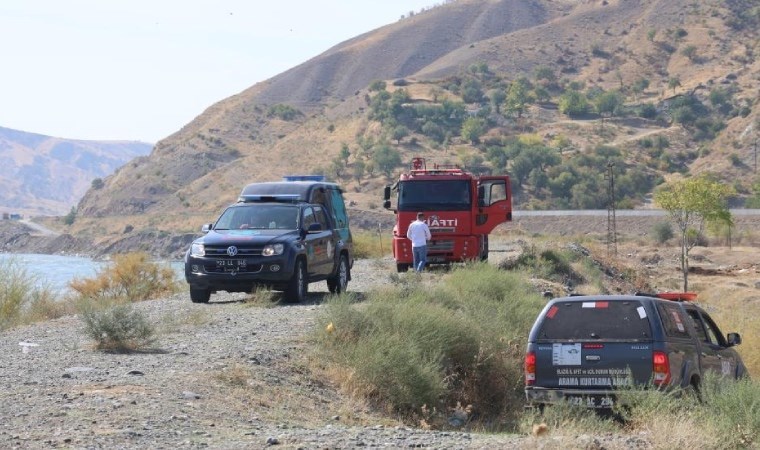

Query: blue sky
left=0, top=1, right=434, bottom=143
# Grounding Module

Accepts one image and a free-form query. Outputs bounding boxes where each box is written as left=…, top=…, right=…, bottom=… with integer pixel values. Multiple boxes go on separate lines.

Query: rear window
left=537, top=300, right=652, bottom=341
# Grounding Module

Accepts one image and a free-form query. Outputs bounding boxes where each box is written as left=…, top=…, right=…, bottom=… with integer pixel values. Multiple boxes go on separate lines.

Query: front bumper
left=185, top=255, right=294, bottom=291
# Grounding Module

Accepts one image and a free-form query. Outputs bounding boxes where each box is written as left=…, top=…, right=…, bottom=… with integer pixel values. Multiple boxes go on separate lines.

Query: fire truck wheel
left=396, top=263, right=409, bottom=273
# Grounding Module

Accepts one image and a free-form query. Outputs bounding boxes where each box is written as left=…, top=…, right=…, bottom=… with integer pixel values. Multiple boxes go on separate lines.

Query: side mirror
left=201, top=223, right=212, bottom=233
left=383, top=185, right=391, bottom=201
left=727, top=332, right=742, bottom=346
left=383, top=200, right=391, bottom=209
left=307, top=223, right=323, bottom=233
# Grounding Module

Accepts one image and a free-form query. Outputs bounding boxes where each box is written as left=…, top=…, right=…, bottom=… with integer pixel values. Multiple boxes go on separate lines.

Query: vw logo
left=226, top=246, right=238, bottom=257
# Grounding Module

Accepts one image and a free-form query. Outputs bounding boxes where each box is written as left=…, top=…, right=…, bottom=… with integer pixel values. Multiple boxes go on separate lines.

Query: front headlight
left=191, top=243, right=205, bottom=257
left=262, top=243, right=284, bottom=256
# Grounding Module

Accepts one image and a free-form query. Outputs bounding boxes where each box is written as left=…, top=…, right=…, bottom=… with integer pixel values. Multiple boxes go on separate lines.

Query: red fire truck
left=383, top=157, right=512, bottom=272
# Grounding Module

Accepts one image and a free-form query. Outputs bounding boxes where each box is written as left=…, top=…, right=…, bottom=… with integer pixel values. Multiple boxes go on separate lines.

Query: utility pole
left=754, top=138, right=758, bottom=174
left=605, top=162, right=617, bottom=257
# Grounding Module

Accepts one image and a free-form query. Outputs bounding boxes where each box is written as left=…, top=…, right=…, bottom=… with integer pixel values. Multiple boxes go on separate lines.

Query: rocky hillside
left=65, top=0, right=758, bottom=249
left=0, top=126, right=152, bottom=216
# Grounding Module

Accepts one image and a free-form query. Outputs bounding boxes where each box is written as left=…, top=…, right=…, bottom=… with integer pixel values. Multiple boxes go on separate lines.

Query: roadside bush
left=499, top=244, right=583, bottom=285
left=79, top=302, right=155, bottom=352
left=69, top=252, right=178, bottom=303
left=352, top=230, right=391, bottom=259
left=652, top=221, right=674, bottom=243
left=0, top=258, right=65, bottom=330
left=315, top=264, right=546, bottom=428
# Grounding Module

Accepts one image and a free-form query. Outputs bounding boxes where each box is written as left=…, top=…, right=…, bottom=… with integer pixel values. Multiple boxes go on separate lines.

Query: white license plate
left=565, top=395, right=614, bottom=408
left=217, top=259, right=247, bottom=271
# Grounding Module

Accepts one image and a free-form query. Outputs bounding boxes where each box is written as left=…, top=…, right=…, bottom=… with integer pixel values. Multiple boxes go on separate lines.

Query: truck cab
left=384, top=157, right=511, bottom=272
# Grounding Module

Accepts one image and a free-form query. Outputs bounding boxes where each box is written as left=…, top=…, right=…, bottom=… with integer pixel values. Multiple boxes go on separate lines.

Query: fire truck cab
left=383, top=157, right=512, bottom=272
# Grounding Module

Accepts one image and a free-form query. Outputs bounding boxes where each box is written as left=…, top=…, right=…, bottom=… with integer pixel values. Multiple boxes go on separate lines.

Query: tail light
left=525, top=351, right=536, bottom=386
left=652, top=351, right=671, bottom=386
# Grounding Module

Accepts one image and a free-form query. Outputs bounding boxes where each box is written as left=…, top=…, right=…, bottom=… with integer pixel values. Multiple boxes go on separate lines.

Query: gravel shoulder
left=1, top=258, right=541, bottom=450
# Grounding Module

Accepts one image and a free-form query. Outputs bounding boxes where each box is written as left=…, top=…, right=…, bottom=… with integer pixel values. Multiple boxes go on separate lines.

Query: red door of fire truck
left=472, top=176, right=512, bottom=235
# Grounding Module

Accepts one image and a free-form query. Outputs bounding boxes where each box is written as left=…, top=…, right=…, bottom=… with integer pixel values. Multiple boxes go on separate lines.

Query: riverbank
left=3, top=209, right=760, bottom=260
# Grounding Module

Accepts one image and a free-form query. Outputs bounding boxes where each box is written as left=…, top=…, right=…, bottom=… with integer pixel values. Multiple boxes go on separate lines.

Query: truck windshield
left=398, top=180, right=471, bottom=211
left=214, top=204, right=299, bottom=230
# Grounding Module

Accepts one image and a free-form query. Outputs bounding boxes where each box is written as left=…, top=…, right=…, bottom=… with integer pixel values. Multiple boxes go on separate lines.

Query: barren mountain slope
left=72, top=0, right=758, bottom=247
left=0, top=126, right=152, bottom=216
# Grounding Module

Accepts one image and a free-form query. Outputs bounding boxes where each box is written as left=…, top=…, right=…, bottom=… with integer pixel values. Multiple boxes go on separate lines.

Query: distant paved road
left=19, top=219, right=61, bottom=237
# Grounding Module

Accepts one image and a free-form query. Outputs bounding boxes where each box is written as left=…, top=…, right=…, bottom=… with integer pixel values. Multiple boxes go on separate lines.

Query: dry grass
left=69, top=252, right=179, bottom=303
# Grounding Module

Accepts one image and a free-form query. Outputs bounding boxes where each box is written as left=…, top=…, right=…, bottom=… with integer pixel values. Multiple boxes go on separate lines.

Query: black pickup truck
left=524, top=292, right=748, bottom=409
left=184, top=178, right=353, bottom=303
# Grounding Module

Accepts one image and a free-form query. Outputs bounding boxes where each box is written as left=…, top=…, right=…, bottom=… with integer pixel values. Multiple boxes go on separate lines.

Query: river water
left=0, top=253, right=183, bottom=297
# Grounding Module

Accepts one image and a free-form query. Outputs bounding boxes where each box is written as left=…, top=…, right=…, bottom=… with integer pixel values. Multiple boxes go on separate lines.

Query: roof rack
left=238, top=194, right=301, bottom=203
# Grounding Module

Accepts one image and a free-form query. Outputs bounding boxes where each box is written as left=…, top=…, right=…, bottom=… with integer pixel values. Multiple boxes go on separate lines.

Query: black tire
left=327, top=254, right=349, bottom=294
left=189, top=287, right=210, bottom=303
left=284, top=259, right=308, bottom=302
left=396, top=263, right=409, bottom=273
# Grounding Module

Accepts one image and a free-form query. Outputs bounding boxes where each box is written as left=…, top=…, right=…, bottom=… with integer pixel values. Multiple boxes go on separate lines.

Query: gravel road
left=1, top=256, right=651, bottom=449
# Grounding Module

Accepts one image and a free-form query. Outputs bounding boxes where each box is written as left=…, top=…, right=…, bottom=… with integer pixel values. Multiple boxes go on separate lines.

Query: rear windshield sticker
left=671, top=311, right=685, bottom=332
left=546, top=306, right=559, bottom=319
left=552, top=343, right=582, bottom=366
left=637, top=306, right=647, bottom=319
left=581, top=301, right=609, bottom=308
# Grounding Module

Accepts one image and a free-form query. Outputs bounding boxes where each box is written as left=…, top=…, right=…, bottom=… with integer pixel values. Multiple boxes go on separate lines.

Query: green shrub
left=266, top=104, right=302, bottom=121
left=652, top=221, right=674, bottom=243
left=499, top=245, right=583, bottom=285
left=0, top=258, right=62, bottom=330
left=79, top=302, right=155, bottom=352
left=315, top=264, right=545, bottom=428
left=69, top=252, right=178, bottom=303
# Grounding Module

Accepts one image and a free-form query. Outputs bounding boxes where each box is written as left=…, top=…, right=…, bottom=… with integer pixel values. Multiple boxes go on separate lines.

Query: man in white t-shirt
left=406, top=212, right=432, bottom=272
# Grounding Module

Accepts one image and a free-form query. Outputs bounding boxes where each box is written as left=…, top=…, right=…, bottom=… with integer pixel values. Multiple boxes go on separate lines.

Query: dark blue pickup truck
left=184, top=178, right=353, bottom=303
left=524, top=293, right=748, bottom=409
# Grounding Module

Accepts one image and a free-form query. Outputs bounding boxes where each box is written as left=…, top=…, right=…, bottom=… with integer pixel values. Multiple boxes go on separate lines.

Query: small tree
left=460, top=117, right=486, bottom=144
left=486, top=88, right=506, bottom=114
left=681, top=44, right=698, bottom=61
left=594, top=90, right=623, bottom=125
left=505, top=78, right=532, bottom=118
left=339, top=143, right=351, bottom=165
left=558, top=90, right=589, bottom=117
left=64, top=207, right=77, bottom=225
left=654, top=176, right=733, bottom=291
left=391, top=125, right=409, bottom=145
left=369, top=80, right=387, bottom=92
left=352, top=159, right=365, bottom=183
left=372, top=145, right=402, bottom=178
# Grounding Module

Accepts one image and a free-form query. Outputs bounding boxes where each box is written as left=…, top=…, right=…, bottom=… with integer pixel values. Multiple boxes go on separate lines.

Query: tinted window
left=302, top=207, right=316, bottom=228
left=701, top=312, right=728, bottom=347
left=657, top=303, right=691, bottom=338
left=314, top=206, right=330, bottom=229
left=685, top=308, right=709, bottom=343
left=538, top=300, right=652, bottom=340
